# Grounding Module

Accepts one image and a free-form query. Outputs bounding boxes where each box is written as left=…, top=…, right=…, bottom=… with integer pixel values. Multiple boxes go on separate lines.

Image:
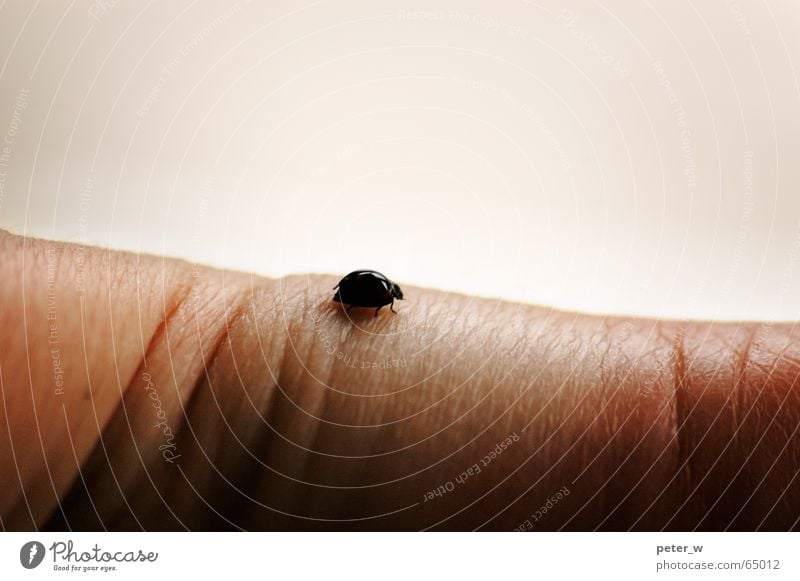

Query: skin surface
left=0, top=228, right=799, bottom=531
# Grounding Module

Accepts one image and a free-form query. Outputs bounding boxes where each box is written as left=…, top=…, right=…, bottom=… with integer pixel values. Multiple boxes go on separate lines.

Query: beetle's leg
left=390, top=299, right=397, bottom=314
left=374, top=306, right=381, bottom=317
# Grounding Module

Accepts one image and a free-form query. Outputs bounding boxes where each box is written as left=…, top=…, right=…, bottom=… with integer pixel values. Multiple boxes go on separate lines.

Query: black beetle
left=332, top=270, right=404, bottom=316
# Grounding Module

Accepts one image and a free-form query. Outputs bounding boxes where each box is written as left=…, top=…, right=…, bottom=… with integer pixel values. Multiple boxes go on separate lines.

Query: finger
left=2, top=229, right=799, bottom=531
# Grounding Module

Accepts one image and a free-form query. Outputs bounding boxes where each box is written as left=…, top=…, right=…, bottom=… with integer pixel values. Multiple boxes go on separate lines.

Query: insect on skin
left=332, top=270, right=404, bottom=317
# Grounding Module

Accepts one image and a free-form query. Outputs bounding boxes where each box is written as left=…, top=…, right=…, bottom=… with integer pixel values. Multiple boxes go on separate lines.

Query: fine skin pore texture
left=0, top=228, right=799, bottom=531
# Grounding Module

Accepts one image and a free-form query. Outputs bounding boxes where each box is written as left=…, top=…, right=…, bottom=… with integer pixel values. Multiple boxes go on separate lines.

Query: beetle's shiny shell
left=333, top=270, right=403, bottom=313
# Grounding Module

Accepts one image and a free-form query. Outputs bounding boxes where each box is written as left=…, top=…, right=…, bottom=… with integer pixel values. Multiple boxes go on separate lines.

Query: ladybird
left=332, top=270, right=404, bottom=316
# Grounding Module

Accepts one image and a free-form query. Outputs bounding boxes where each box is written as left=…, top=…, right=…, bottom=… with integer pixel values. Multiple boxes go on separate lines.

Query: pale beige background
left=0, top=0, right=799, bottom=320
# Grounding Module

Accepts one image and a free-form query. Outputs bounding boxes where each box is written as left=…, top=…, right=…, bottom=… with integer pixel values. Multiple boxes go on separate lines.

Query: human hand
left=1, top=228, right=798, bottom=531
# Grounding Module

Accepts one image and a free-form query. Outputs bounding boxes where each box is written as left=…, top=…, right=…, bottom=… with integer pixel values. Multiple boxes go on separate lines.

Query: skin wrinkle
left=293, top=319, right=398, bottom=521
left=170, top=332, right=270, bottom=527
left=668, top=325, right=800, bottom=530
left=671, top=323, right=691, bottom=515
left=2, top=230, right=800, bottom=530
left=97, top=250, right=187, bottom=530
left=140, top=284, right=190, bottom=372
left=127, top=272, right=252, bottom=530
left=241, top=281, right=285, bottom=445
left=697, top=328, right=765, bottom=529
left=734, top=326, right=759, bottom=430
left=162, top=285, right=291, bottom=529
left=666, top=326, right=731, bottom=530
left=156, top=283, right=248, bottom=528
left=107, top=286, right=202, bottom=528
left=247, top=278, right=342, bottom=519
left=293, top=322, right=337, bottom=517
left=49, top=265, right=199, bottom=530
left=227, top=287, right=298, bottom=513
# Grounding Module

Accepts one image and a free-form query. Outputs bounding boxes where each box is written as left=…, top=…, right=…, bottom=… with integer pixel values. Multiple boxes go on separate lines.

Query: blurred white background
left=1, top=0, right=799, bottom=320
